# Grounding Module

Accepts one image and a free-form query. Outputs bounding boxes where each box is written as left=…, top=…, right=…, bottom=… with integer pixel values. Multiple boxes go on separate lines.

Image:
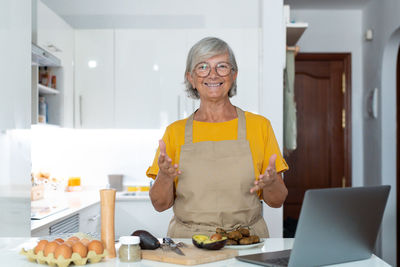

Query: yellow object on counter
left=127, top=186, right=150, bottom=192
left=68, top=177, right=81, bottom=186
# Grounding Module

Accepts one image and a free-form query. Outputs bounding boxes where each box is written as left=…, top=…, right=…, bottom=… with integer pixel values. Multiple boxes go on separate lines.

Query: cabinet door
left=0, top=0, right=31, bottom=130
left=75, top=30, right=114, bottom=128
left=37, top=1, right=67, bottom=55
left=79, top=204, right=101, bottom=234
left=31, top=226, right=50, bottom=237
left=115, top=200, right=173, bottom=239
left=115, top=30, right=187, bottom=129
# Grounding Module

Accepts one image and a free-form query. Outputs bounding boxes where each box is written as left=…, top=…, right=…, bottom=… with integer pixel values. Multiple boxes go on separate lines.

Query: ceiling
left=284, top=0, right=371, bottom=10
left=40, top=0, right=372, bottom=29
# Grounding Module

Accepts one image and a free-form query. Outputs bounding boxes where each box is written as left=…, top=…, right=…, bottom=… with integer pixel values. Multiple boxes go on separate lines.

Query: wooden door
left=283, top=54, right=352, bottom=228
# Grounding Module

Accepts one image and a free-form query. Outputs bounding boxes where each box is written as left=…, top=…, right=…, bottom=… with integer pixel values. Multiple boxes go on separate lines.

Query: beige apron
left=167, top=107, right=269, bottom=238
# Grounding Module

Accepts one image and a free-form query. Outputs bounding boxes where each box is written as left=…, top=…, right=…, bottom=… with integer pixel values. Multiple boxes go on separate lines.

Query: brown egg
left=34, top=239, right=48, bottom=254
left=87, top=240, right=104, bottom=254
left=80, top=238, right=90, bottom=246
left=63, top=240, right=74, bottom=247
left=72, top=241, right=88, bottom=258
left=54, top=238, right=64, bottom=243
left=44, top=241, right=60, bottom=256
left=54, top=244, right=72, bottom=259
left=67, top=236, right=80, bottom=243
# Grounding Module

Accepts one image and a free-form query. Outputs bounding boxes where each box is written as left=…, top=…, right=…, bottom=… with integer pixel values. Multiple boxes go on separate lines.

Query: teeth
left=205, top=83, right=222, bottom=87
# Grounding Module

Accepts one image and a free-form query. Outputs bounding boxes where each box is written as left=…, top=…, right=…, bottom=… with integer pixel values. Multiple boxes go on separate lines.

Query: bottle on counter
left=38, top=96, right=47, bottom=124
left=118, top=236, right=141, bottom=262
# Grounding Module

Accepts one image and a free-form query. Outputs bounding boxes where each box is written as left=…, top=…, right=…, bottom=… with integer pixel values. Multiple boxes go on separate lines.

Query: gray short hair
left=184, top=37, right=238, bottom=99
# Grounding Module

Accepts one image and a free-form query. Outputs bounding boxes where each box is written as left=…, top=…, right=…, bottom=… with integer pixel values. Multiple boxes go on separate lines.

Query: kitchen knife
left=163, top=237, right=185, bottom=256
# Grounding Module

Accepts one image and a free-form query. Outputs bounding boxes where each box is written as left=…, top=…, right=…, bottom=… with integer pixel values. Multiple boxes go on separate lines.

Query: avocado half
left=192, top=234, right=227, bottom=250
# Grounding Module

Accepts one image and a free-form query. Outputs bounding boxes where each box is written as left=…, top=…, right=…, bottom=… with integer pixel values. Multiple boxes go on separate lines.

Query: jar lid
left=119, top=236, right=140, bottom=245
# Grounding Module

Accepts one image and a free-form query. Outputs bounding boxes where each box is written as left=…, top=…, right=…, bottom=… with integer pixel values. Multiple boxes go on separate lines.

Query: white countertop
left=31, top=191, right=100, bottom=231
left=31, top=190, right=150, bottom=231
left=2, top=238, right=390, bottom=267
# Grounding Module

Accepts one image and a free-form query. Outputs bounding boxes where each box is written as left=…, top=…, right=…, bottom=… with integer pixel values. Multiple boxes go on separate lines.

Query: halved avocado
left=192, top=234, right=227, bottom=250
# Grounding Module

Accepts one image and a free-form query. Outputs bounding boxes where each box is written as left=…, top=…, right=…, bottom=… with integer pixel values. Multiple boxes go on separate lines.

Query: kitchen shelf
left=38, top=83, right=59, bottom=95
left=286, top=22, right=308, bottom=46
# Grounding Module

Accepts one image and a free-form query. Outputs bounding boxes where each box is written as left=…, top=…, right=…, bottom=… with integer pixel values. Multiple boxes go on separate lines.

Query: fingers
left=157, top=139, right=181, bottom=178
left=250, top=154, right=278, bottom=194
left=250, top=174, right=265, bottom=193
left=268, top=154, right=277, bottom=170
left=158, top=139, right=167, bottom=162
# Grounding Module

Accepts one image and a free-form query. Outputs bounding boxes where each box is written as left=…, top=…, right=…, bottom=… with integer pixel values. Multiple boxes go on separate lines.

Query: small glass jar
left=118, top=236, right=141, bottom=262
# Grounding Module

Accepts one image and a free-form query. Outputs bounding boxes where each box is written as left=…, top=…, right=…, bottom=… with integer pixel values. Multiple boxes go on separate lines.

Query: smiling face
left=186, top=52, right=237, bottom=102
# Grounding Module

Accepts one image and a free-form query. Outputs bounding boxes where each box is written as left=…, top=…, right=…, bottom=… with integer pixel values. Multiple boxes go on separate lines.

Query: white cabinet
left=33, top=0, right=74, bottom=127
left=0, top=0, right=31, bottom=130
left=115, top=30, right=187, bottom=128
left=79, top=203, right=101, bottom=234
left=74, top=29, right=260, bottom=129
left=31, top=204, right=101, bottom=237
left=37, top=0, right=68, bottom=56
left=115, top=199, right=173, bottom=239
left=74, top=30, right=114, bottom=128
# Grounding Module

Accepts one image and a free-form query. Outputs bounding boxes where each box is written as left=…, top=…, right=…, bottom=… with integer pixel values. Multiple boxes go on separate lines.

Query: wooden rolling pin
left=100, top=189, right=116, bottom=258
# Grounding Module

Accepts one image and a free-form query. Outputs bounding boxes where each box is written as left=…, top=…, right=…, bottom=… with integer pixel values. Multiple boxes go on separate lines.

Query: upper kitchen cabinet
left=75, top=30, right=114, bottom=128
left=74, top=29, right=260, bottom=129
left=32, top=0, right=74, bottom=127
left=114, top=30, right=187, bottom=129
left=0, top=0, right=31, bottom=130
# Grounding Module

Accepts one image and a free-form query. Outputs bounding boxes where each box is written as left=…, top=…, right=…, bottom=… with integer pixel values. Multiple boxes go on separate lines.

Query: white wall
left=362, top=1, right=400, bottom=265
left=260, top=0, right=285, bottom=238
left=31, top=128, right=163, bottom=187
left=290, top=9, right=364, bottom=187
left=0, top=0, right=32, bottom=237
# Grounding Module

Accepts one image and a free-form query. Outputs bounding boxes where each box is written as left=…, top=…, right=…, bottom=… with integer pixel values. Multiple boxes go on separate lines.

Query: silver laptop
left=236, top=185, right=390, bottom=267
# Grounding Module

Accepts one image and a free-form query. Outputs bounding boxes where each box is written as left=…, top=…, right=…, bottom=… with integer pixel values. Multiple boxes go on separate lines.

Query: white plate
left=225, top=238, right=265, bottom=249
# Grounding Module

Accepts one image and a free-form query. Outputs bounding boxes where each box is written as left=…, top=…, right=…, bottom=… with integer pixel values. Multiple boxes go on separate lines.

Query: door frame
left=294, top=53, right=352, bottom=187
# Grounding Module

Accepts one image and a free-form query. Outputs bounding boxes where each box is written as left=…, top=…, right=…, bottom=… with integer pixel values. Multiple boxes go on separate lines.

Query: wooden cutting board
left=141, top=245, right=238, bottom=265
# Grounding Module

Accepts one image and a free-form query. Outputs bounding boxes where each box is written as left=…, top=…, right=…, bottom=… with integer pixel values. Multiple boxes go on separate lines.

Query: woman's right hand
left=158, top=139, right=181, bottom=180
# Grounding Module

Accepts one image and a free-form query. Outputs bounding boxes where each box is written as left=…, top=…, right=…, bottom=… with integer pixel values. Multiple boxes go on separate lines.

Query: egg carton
left=20, top=233, right=107, bottom=267
left=20, top=249, right=108, bottom=267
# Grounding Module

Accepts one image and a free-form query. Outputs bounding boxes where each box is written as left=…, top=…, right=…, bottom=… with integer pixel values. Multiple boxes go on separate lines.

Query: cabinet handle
left=79, top=95, right=83, bottom=127
left=89, top=214, right=100, bottom=222
left=46, top=43, right=62, bottom=53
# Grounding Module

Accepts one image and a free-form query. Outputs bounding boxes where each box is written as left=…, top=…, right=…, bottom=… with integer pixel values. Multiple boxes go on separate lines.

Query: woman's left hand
left=250, top=154, right=278, bottom=194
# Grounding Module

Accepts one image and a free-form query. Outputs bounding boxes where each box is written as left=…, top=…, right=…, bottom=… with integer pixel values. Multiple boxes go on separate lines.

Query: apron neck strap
left=184, top=107, right=247, bottom=144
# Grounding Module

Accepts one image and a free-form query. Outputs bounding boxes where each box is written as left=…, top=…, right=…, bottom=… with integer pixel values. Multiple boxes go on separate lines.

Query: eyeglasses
left=193, top=62, right=234, bottom=77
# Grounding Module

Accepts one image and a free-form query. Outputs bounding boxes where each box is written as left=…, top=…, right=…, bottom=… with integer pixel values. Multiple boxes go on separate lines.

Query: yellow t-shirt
left=146, top=111, right=289, bottom=198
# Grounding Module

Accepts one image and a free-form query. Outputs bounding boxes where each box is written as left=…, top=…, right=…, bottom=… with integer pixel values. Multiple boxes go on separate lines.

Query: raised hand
left=158, top=139, right=181, bottom=179
left=250, top=154, right=278, bottom=194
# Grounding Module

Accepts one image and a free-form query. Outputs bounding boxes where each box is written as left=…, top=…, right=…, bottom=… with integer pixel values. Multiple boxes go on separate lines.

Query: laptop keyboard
left=263, top=257, right=289, bottom=266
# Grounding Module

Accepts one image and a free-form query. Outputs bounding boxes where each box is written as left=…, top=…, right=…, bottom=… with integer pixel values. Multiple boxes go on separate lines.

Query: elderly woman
left=146, top=37, right=288, bottom=238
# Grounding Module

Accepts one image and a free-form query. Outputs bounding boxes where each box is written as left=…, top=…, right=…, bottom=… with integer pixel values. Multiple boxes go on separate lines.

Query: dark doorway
left=283, top=53, right=352, bottom=237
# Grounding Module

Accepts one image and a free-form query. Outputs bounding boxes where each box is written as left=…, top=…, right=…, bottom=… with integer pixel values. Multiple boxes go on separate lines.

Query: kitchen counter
left=31, top=190, right=100, bottom=232
left=31, top=190, right=150, bottom=232
left=2, top=238, right=390, bottom=266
